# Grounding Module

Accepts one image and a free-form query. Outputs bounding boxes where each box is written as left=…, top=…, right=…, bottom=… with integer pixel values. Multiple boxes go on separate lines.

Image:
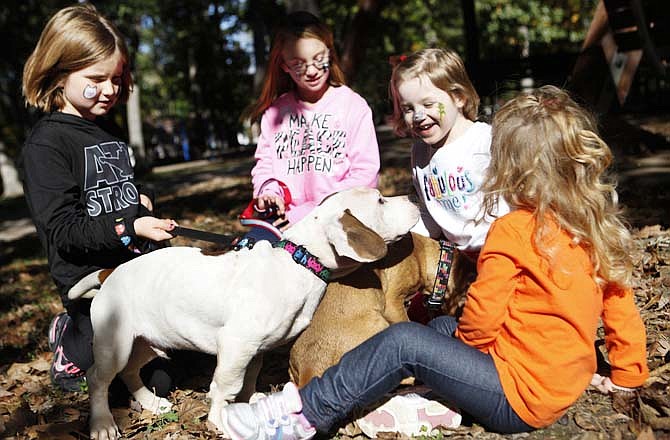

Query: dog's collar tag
left=425, top=239, right=456, bottom=309
left=273, top=240, right=331, bottom=282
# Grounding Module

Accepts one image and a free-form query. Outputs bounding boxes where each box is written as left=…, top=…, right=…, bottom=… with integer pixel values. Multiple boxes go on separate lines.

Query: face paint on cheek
left=83, top=85, right=98, bottom=100
left=438, top=103, right=446, bottom=121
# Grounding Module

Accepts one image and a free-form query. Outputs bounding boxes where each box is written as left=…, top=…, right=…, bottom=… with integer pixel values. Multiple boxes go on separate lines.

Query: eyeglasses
left=287, top=53, right=330, bottom=76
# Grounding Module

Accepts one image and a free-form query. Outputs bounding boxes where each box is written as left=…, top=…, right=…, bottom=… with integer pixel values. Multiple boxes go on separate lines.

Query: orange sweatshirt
left=455, top=210, right=649, bottom=428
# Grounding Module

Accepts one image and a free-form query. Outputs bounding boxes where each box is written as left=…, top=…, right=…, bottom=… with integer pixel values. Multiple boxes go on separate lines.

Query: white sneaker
left=221, top=382, right=316, bottom=440
left=356, top=393, right=461, bottom=438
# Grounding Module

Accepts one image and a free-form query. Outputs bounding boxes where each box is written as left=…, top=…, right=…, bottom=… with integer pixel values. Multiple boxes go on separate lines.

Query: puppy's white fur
left=83, top=187, right=418, bottom=440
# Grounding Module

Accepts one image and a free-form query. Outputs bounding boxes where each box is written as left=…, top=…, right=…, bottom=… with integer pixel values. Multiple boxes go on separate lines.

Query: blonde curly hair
left=481, top=85, right=633, bottom=288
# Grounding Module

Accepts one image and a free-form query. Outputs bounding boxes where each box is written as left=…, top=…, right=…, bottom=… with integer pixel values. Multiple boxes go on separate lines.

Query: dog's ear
left=325, top=209, right=388, bottom=262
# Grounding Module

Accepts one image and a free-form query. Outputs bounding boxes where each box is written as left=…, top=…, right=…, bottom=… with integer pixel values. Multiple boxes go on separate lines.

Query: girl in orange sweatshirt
left=219, top=85, right=649, bottom=439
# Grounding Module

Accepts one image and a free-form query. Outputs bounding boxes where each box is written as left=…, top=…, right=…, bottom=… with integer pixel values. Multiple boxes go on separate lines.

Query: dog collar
left=273, top=240, right=331, bottom=282
left=425, top=239, right=456, bottom=309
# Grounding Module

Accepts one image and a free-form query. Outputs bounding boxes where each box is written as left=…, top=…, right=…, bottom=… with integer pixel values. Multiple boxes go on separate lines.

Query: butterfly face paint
left=83, top=84, right=98, bottom=100
left=438, top=103, right=446, bottom=121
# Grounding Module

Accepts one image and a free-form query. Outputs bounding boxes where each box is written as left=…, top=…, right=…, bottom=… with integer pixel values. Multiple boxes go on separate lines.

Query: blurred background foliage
left=1, top=0, right=667, bottom=179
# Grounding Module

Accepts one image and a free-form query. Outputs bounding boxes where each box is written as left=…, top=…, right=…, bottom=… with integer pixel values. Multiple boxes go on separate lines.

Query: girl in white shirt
left=389, top=48, right=509, bottom=260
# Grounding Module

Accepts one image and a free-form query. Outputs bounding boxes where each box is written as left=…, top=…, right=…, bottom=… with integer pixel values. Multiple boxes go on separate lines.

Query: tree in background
left=0, top=0, right=74, bottom=196
left=321, top=0, right=465, bottom=122
left=474, top=0, right=597, bottom=105
left=1, top=0, right=606, bottom=197
left=130, top=0, right=253, bottom=158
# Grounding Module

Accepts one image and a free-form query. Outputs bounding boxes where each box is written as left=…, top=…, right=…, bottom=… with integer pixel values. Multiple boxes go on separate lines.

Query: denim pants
left=299, top=316, right=534, bottom=434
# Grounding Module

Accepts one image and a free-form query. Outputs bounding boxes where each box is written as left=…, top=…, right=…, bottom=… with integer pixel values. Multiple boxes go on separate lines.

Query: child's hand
left=590, top=373, right=637, bottom=394
left=134, top=217, right=177, bottom=241
left=591, top=373, right=639, bottom=413
left=590, top=373, right=612, bottom=394
left=256, top=194, right=286, bottom=217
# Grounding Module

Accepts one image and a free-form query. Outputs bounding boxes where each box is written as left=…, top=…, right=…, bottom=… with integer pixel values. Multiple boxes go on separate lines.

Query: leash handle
left=171, top=226, right=236, bottom=246
left=240, top=179, right=293, bottom=220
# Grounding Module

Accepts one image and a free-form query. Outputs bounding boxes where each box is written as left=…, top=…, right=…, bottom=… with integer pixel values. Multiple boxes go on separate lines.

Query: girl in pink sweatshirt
left=238, top=11, right=379, bottom=246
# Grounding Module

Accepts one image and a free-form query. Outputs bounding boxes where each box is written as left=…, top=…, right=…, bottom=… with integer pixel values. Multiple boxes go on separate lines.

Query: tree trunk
left=340, top=0, right=388, bottom=82
left=126, top=85, right=145, bottom=162
left=123, top=13, right=145, bottom=164
left=248, top=0, right=271, bottom=94
left=0, top=141, right=23, bottom=197
left=460, top=0, right=480, bottom=83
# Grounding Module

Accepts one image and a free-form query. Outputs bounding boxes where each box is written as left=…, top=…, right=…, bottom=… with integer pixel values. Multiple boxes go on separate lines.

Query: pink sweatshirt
left=251, top=85, right=380, bottom=224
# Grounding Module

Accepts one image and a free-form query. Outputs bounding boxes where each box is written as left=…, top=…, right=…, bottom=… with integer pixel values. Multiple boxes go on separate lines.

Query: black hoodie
left=20, top=112, right=151, bottom=304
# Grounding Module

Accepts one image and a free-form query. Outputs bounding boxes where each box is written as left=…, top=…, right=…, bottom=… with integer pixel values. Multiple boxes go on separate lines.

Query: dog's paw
left=207, top=410, right=225, bottom=433
left=132, top=387, right=173, bottom=414
left=145, top=396, right=173, bottom=414
left=89, top=413, right=120, bottom=440
left=207, top=400, right=231, bottom=433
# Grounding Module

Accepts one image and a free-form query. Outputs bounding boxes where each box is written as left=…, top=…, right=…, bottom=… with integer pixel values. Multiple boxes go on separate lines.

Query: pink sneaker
left=356, top=393, right=461, bottom=437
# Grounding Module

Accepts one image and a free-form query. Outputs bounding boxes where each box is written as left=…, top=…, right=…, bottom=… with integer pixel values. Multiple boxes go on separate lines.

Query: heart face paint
left=83, top=84, right=98, bottom=100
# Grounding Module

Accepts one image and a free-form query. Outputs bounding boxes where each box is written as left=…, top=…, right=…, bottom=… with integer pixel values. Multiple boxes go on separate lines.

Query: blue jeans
left=299, top=316, right=534, bottom=434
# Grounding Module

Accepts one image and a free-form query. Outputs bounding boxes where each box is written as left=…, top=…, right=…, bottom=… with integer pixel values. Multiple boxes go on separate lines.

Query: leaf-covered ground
left=0, top=118, right=668, bottom=439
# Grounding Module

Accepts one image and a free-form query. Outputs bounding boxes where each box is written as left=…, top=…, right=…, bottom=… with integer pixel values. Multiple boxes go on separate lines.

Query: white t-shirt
left=411, top=121, right=509, bottom=254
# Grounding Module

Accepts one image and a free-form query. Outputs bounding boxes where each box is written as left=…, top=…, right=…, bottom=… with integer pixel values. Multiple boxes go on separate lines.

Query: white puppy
left=81, top=187, right=419, bottom=440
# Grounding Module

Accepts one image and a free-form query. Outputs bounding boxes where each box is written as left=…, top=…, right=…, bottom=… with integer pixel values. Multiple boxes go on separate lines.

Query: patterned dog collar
left=273, top=240, right=331, bottom=282
left=425, top=239, right=456, bottom=309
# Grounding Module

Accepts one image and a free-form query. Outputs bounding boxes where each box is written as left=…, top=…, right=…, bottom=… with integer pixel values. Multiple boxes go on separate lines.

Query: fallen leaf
left=0, top=386, right=14, bottom=398
left=635, top=425, right=656, bottom=439
left=574, top=412, right=600, bottom=431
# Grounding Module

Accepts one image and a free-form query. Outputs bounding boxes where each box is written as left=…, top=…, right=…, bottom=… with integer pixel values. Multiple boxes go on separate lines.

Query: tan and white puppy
left=288, top=232, right=475, bottom=388
left=80, top=187, right=419, bottom=440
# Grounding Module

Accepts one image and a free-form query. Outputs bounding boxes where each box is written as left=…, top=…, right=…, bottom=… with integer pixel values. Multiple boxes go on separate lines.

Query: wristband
left=114, top=217, right=140, bottom=253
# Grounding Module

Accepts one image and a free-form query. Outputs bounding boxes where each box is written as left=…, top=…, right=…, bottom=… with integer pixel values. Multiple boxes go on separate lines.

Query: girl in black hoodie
left=20, top=3, right=176, bottom=392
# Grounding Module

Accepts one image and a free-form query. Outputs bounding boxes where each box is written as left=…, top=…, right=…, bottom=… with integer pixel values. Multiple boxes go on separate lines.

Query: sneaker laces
left=253, top=392, right=294, bottom=431
left=222, top=383, right=314, bottom=440
left=249, top=384, right=310, bottom=439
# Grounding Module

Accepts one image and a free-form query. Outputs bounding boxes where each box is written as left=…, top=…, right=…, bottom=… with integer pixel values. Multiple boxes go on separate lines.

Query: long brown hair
left=243, top=11, right=346, bottom=123
left=482, top=85, right=633, bottom=288
left=23, top=3, right=132, bottom=112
